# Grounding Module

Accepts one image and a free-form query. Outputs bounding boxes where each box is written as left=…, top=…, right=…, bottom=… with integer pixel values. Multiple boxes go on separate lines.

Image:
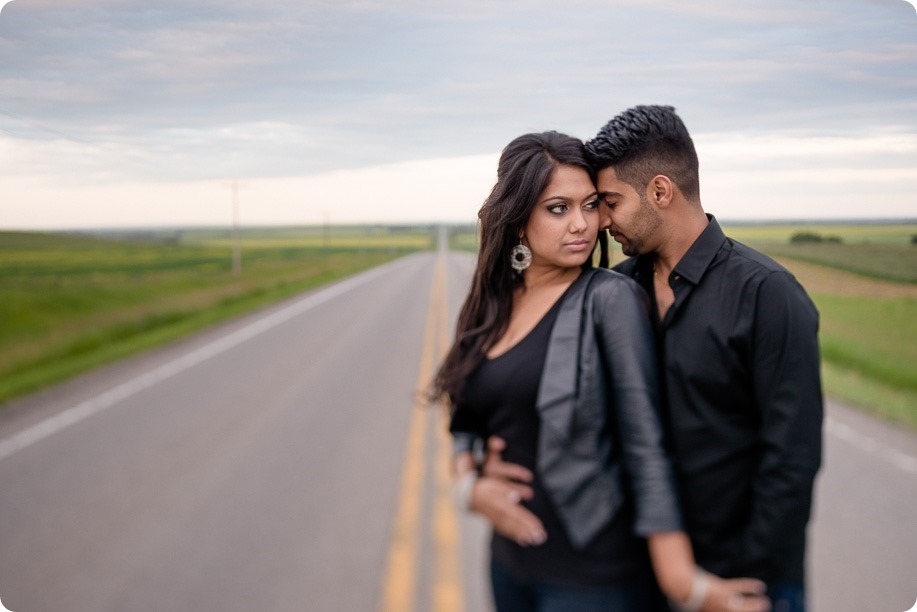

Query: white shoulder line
left=826, top=417, right=917, bottom=474
left=0, top=258, right=409, bottom=462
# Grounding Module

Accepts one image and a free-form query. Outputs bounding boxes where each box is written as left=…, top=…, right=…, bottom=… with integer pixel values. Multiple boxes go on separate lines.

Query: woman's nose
left=570, top=207, right=591, bottom=233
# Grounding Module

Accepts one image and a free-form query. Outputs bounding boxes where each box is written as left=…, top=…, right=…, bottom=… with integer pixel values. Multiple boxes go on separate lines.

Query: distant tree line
left=790, top=232, right=843, bottom=244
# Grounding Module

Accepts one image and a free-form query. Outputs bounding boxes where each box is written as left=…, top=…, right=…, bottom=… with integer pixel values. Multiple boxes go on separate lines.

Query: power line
left=0, top=108, right=94, bottom=144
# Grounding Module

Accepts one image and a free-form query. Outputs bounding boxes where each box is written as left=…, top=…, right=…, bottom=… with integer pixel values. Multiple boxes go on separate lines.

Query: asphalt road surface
left=0, top=244, right=914, bottom=612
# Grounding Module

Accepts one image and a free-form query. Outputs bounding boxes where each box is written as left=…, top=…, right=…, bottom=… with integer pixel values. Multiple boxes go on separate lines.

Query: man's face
left=596, top=166, right=661, bottom=257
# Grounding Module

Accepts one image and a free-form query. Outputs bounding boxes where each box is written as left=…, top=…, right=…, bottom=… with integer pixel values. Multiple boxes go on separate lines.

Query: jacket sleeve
left=742, top=271, right=823, bottom=581
left=594, top=277, right=684, bottom=536
left=449, top=399, right=487, bottom=457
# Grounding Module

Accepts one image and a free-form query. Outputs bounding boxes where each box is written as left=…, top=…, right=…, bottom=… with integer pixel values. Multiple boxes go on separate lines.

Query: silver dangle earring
left=510, top=237, right=532, bottom=272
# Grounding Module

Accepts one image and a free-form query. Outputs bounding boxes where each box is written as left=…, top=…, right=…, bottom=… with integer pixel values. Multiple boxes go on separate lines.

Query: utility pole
left=231, top=181, right=242, bottom=274
left=223, top=180, right=247, bottom=274
left=322, top=210, right=330, bottom=251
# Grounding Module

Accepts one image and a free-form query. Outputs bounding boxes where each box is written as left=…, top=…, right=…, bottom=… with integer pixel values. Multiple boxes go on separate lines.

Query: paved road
left=0, top=251, right=449, bottom=611
left=810, top=400, right=917, bottom=612
left=0, top=245, right=914, bottom=612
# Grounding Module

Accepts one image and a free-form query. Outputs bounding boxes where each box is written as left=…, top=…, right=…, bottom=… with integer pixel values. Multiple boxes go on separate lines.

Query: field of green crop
left=722, top=221, right=917, bottom=284
left=720, top=221, right=917, bottom=245
left=751, top=250, right=917, bottom=428
left=0, top=227, right=433, bottom=404
left=2, top=222, right=914, bottom=429
left=726, top=222, right=916, bottom=427
left=453, top=221, right=917, bottom=428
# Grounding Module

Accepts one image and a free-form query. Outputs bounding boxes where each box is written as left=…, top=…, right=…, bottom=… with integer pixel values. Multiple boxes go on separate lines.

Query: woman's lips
left=565, top=240, right=591, bottom=251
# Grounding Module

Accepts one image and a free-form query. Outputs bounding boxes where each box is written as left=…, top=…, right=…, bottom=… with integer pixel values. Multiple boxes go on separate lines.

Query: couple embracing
left=431, top=105, right=822, bottom=612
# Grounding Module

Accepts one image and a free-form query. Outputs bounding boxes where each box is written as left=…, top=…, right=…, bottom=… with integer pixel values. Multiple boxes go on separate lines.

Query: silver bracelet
left=678, top=568, right=710, bottom=612
left=452, top=471, right=477, bottom=512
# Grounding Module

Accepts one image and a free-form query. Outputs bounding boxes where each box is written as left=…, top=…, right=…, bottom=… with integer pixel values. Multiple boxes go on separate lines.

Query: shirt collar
left=672, top=214, right=727, bottom=285
left=631, top=214, right=728, bottom=286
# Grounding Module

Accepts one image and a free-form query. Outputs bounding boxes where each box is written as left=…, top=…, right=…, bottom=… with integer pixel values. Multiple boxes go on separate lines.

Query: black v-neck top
left=455, top=285, right=650, bottom=587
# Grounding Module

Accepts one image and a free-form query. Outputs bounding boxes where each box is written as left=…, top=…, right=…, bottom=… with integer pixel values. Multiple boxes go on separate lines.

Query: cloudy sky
left=1, top=0, right=915, bottom=228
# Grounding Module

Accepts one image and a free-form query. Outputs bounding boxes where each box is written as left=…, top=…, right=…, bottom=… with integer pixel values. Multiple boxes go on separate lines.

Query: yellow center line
left=379, top=251, right=463, bottom=612
left=431, top=255, right=464, bottom=612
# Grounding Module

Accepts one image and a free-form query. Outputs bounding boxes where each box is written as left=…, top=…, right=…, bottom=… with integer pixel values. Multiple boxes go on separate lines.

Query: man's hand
left=470, top=476, right=547, bottom=547
left=465, top=436, right=544, bottom=546
left=482, top=436, right=534, bottom=496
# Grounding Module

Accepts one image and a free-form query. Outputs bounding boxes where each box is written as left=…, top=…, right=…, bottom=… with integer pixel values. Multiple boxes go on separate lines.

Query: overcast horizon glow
left=1, top=0, right=915, bottom=229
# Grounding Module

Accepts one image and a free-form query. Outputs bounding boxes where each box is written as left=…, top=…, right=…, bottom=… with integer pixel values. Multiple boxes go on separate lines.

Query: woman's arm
left=595, top=279, right=769, bottom=611
left=648, top=532, right=770, bottom=612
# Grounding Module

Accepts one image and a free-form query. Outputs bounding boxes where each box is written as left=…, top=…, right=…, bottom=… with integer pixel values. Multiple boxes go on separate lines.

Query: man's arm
left=482, top=441, right=771, bottom=611
left=743, top=271, right=824, bottom=582
left=453, top=446, right=546, bottom=547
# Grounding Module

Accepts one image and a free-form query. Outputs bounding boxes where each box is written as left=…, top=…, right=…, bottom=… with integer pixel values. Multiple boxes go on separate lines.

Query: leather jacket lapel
left=535, top=270, right=594, bottom=445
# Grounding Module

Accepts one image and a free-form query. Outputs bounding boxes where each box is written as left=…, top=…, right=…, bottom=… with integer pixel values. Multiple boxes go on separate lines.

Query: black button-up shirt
left=614, top=216, right=823, bottom=586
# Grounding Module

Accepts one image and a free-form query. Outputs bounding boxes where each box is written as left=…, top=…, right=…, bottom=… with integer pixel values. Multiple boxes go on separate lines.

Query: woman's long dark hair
left=431, top=131, right=600, bottom=410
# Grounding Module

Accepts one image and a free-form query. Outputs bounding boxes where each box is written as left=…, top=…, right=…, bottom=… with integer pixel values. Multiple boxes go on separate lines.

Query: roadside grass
left=721, top=222, right=917, bottom=245
left=813, top=294, right=916, bottom=425
left=190, top=226, right=435, bottom=250
left=723, top=222, right=916, bottom=428
left=821, top=363, right=917, bottom=429
left=746, top=242, right=917, bottom=284
left=0, top=228, right=431, bottom=405
left=724, top=221, right=917, bottom=284
left=3, top=223, right=915, bottom=430
left=449, top=225, right=479, bottom=253
left=761, top=252, right=917, bottom=430
left=813, top=295, right=916, bottom=391
left=605, top=222, right=917, bottom=429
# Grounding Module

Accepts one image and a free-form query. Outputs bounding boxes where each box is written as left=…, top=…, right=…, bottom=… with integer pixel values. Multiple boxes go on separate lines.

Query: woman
left=431, top=132, right=767, bottom=612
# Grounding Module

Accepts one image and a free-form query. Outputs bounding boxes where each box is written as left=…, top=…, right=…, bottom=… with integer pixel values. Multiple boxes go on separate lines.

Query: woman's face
left=522, top=164, right=600, bottom=270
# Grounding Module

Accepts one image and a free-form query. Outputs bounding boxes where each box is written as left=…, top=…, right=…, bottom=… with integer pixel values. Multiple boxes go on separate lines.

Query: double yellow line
left=379, top=254, right=465, bottom=612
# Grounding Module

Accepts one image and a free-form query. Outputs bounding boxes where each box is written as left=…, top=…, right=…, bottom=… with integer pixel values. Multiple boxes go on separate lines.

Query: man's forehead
left=596, top=167, right=625, bottom=183
left=596, top=167, right=630, bottom=193
left=597, top=166, right=621, bottom=180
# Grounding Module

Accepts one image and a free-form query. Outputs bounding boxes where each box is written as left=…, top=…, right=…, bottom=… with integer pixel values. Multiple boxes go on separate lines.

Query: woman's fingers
left=498, top=506, right=547, bottom=547
left=705, top=576, right=771, bottom=612
left=470, top=477, right=546, bottom=547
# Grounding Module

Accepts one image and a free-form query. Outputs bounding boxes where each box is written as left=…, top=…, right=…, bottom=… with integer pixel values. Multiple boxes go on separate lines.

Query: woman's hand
left=699, top=574, right=770, bottom=612
left=473, top=436, right=545, bottom=546
left=469, top=476, right=547, bottom=547
left=648, top=532, right=770, bottom=612
left=453, top=448, right=546, bottom=546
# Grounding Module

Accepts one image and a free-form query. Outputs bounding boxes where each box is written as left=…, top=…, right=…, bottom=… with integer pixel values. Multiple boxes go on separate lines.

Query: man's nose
left=598, top=203, right=612, bottom=230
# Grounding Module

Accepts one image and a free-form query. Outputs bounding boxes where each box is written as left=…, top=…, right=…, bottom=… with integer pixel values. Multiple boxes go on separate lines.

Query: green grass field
left=721, top=222, right=917, bottom=283
left=0, top=227, right=433, bottom=404
left=454, top=221, right=917, bottom=428
left=1, top=222, right=914, bottom=430
left=719, top=221, right=917, bottom=245
left=714, top=223, right=917, bottom=427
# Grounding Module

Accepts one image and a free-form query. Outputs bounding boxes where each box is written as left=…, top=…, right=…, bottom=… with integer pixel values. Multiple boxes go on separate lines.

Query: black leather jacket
left=455, top=268, right=683, bottom=549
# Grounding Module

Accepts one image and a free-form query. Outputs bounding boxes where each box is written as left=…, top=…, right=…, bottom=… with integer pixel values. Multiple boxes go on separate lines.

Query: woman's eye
left=548, top=204, right=568, bottom=214
left=584, top=200, right=599, bottom=210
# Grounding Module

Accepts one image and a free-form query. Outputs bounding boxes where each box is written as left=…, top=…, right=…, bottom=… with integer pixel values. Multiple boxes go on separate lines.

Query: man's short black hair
left=585, top=105, right=700, bottom=201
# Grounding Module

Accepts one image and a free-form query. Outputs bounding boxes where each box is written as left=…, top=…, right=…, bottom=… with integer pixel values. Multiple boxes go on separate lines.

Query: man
left=478, top=105, right=823, bottom=611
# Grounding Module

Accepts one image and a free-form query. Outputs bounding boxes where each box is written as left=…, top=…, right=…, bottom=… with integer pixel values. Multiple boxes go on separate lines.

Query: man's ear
left=649, top=175, right=675, bottom=208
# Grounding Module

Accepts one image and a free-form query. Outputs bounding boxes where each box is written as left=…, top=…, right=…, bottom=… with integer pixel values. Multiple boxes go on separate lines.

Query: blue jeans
left=769, top=584, right=805, bottom=612
left=489, top=558, right=657, bottom=612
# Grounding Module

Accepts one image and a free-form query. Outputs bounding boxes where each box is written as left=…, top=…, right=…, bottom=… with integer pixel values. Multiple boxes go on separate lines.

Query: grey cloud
left=0, top=0, right=914, bottom=183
